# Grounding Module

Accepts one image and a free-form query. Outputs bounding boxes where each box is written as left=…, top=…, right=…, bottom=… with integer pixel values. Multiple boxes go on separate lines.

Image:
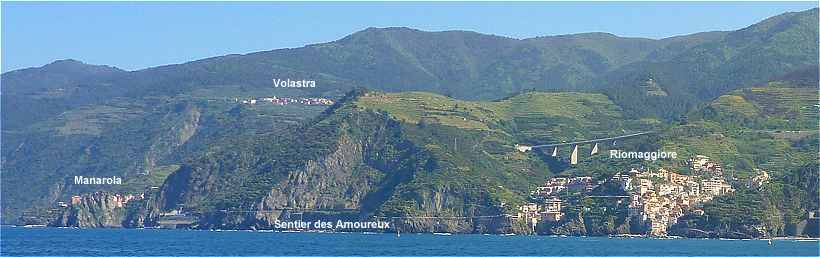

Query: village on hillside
left=514, top=155, right=769, bottom=236
left=234, top=96, right=334, bottom=106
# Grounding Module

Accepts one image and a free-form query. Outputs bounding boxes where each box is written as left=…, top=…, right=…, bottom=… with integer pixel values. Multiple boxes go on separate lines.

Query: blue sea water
left=0, top=226, right=818, bottom=256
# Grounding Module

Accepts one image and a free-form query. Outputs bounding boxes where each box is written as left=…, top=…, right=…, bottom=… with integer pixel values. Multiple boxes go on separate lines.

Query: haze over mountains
left=1, top=8, right=817, bottom=228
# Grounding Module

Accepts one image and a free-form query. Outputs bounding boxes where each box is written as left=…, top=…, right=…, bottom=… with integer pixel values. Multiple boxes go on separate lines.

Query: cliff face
left=122, top=196, right=163, bottom=228
left=48, top=191, right=160, bottom=228
left=381, top=184, right=527, bottom=234
left=148, top=91, right=536, bottom=233
left=140, top=104, right=201, bottom=174
left=50, top=192, right=128, bottom=228
left=157, top=108, right=435, bottom=230
left=547, top=213, right=633, bottom=236
left=249, top=132, right=379, bottom=227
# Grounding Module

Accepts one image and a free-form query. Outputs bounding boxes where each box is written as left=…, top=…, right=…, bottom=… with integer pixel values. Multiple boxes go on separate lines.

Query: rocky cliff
left=50, top=192, right=129, bottom=228
left=48, top=191, right=161, bottom=228
left=145, top=90, right=537, bottom=234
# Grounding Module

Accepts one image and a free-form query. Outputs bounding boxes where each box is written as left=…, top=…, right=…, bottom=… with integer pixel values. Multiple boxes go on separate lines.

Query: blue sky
left=2, top=2, right=816, bottom=72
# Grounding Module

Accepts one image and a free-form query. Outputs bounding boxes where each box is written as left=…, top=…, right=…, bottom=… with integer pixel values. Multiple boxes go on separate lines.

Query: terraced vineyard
left=709, top=83, right=818, bottom=130
left=741, top=84, right=816, bottom=117
left=663, top=82, right=818, bottom=178
left=357, top=91, right=655, bottom=146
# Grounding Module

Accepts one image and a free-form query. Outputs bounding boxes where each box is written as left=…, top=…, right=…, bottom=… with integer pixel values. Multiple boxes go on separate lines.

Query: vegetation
left=0, top=8, right=816, bottom=231
left=664, top=79, right=819, bottom=237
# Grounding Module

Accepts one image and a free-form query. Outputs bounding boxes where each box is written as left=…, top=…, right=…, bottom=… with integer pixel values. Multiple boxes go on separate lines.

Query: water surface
left=1, top=226, right=818, bottom=256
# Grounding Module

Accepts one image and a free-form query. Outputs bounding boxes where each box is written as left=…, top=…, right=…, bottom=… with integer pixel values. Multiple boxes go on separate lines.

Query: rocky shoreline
left=24, top=191, right=816, bottom=240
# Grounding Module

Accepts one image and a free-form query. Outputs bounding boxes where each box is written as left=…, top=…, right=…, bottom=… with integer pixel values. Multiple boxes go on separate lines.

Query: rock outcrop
left=147, top=91, right=531, bottom=233
left=50, top=192, right=129, bottom=228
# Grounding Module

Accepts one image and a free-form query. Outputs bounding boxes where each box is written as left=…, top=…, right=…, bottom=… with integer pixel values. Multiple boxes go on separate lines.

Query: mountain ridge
left=2, top=8, right=817, bottom=226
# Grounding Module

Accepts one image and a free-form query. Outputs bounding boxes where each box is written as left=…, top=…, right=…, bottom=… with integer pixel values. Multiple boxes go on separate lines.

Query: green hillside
left=140, top=89, right=653, bottom=232
left=666, top=80, right=818, bottom=174
left=357, top=91, right=655, bottom=144
left=655, top=79, right=818, bottom=237
left=704, top=83, right=817, bottom=129
left=2, top=8, right=817, bottom=225
left=1, top=96, right=327, bottom=222
left=601, top=8, right=818, bottom=119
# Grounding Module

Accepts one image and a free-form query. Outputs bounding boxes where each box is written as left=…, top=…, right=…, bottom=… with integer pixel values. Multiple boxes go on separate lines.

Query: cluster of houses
left=235, top=96, right=333, bottom=106
left=515, top=154, right=739, bottom=236
left=514, top=176, right=598, bottom=227
left=688, top=155, right=723, bottom=175
left=619, top=165, right=734, bottom=236
left=515, top=197, right=564, bottom=228
left=58, top=193, right=145, bottom=208
left=530, top=176, right=597, bottom=200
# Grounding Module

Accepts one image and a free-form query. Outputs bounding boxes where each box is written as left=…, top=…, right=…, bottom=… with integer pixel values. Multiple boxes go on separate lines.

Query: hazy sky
left=2, top=2, right=817, bottom=72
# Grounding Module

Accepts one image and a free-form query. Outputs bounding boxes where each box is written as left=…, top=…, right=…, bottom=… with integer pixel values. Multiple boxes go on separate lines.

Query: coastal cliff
left=47, top=190, right=161, bottom=228
left=49, top=192, right=129, bottom=228
left=42, top=82, right=820, bottom=238
left=144, top=90, right=540, bottom=234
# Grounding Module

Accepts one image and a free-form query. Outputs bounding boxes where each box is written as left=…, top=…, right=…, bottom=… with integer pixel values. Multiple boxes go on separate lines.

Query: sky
left=2, top=2, right=817, bottom=72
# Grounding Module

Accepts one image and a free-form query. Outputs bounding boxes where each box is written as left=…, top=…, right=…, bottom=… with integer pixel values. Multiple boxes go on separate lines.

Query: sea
left=1, top=226, right=818, bottom=256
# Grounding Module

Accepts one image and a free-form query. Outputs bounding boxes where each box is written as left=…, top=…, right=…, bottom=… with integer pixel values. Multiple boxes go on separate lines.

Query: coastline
left=6, top=225, right=819, bottom=241
left=5, top=225, right=820, bottom=256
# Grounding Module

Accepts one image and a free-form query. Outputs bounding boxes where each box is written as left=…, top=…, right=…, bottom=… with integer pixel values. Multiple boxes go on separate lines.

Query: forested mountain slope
left=1, top=8, right=817, bottom=224
left=143, top=89, right=652, bottom=232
